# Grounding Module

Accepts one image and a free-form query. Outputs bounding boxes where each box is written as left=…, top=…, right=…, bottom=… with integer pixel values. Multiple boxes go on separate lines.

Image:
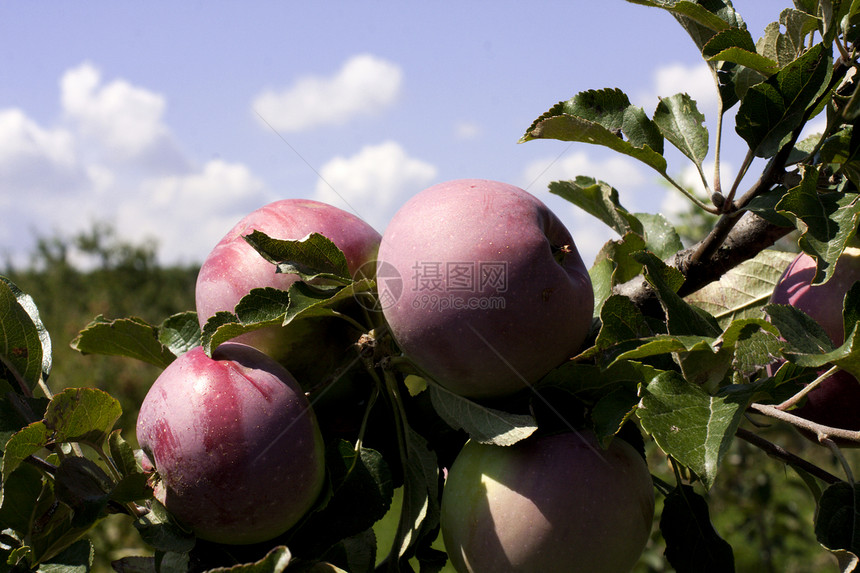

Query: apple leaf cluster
left=3, top=1, right=860, bottom=572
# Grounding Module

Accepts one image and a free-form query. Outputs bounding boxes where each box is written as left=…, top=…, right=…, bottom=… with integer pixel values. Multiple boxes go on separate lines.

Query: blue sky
left=0, top=1, right=794, bottom=269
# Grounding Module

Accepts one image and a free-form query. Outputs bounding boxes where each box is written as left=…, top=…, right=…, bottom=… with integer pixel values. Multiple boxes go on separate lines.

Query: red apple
left=377, top=179, right=593, bottom=399
left=440, top=430, right=655, bottom=572
left=769, top=249, right=860, bottom=440
left=195, top=198, right=381, bottom=383
left=136, top=342, right=326, bottom=544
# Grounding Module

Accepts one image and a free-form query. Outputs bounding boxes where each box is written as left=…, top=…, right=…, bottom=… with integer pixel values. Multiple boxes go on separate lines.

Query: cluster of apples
left=135, top=179, right=656, bottom=571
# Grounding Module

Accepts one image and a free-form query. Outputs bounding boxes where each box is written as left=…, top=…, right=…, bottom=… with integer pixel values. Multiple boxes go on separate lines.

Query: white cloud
left=0, top=109, right=82, bottom=193
left=0, top=62, right=270, bottom=267
left=638, top=62, right=719, bottom=121
left=521, top=150, right=648, bottom=199
left=314, top=141, right=437, bottom=231
left=252, top=54, right=402, bottom=132
left=454, top=121, right=481, bottom=140
left=61, top=62, right=173, bottom=159
left=118, top=160, right=271, bottom=263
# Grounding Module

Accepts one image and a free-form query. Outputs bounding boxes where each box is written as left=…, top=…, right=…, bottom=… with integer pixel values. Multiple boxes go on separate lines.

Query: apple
left=136, top=342, right=326, bottom=545
left=195, top=198, right=382, bottom=385
left=769, top=249, right=860, bottom=439
left=440, top=430, right=655, bottom=573
left=377, top=179, right=594, bottom=399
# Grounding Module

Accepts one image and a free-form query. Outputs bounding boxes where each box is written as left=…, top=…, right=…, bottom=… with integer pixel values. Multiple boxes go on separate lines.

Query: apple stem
left=329, top=310, right=369, bottom=333
left=354, top=385, right=380, bottom=453
left=775, top=365, right=840, bottom=411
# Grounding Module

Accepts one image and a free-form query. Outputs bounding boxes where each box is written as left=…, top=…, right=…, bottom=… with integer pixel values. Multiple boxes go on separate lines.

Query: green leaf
left=38, top=539, right=94, bottom=573
left=706, top=47, right=781, bottom=77
left=685, top=249, right=799, bottom=328
left=282, top=280, right=374, bottom=326
left=70, top=315, right=178, bottom=369
left=819, top=126, right=860, bottom=189
left=0, top=463, right=43, bottom=533
left=776, top=166, right=860, bottom=283
left=815, top=482, right=860, bottom=562
left=784, top=326, right=860, bottom=380
left=0, top=382, right=49, bottom=453
left=593, top=294, right=654, bottom=350
left=626, top=0, right=735, bottom=37
left=702, top=26, right=757, bottom=57
left=45, top=387, right=122, bottom=448
left=591, top=387, right=641, bottom=445
left=765, top=302, right=835, bottom=355
left=589, top=233, right=648, bottom=313
left=636, top=212, right=685, bottom=260
left=660, top=484, right=735, bottom=572
left=390, top=426, right=439, bottom=562
left=633, top=251, right=722, bottom=337
left=0, top=276, right=52, bottom=394
left=736, top=43, right=833, bottom=158
left=288, top=442, right=393, bottom=560
left=548, top=178, right=644, bottom=237
left=156, top=311, right=201, bottom=357
left=243, top=231, right=352, bottom=283
left=206, top=546, right=292, bottom=573
left=108, top=429, right=141, bottom=477
left=654, top=92, right=710, bottom=168
left=845, top=283, right=860, bottom=343
left=133, top=498, right=195, bottom=553
left=28, top=500, right=92, bottom=568
left=1, top=421, right=50, bottom=489
left=731, top=327, right=784, bottom=377
left=203, top=279, right=373, bottom=355
left=54, top=457, right=113, bottom=527
left=638, top=371, right=747, bottom=489
left=428, top=384, right=537, bottom=446
left=520, top=89, right=666, bottom=174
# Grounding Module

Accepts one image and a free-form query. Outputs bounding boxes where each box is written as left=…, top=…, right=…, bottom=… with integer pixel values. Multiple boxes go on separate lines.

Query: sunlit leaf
left=243, top=231, right=352, bottom=283
left=70, top=315, right=177, bottom=369
left=638, top=371, right=747, bottom=489
left=428, top=384, right=537, bottom=446
left=0, top=276, right=51, bottom=394
left=685, top=249, right=798, bottom=328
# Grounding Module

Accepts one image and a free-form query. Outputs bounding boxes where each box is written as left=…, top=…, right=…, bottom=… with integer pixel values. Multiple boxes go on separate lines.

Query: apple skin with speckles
left=378, top=179, right=594, bottom=399
left=136, top=342, right=326, bottom=545
left=440, top=431, right=655, bottom=573
left=769, top=249, right=860, bottom=443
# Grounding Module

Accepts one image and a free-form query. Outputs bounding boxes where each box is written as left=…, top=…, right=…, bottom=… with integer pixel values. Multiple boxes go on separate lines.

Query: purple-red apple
left=195, top=198, right=381, bottom=382
left=769, top=249, right=860, bottom=440
left=136, top=342, right=326, bottom=544
left=377, top=179, right=594, bottom=399
left=440, top=430, right=655, bottom=573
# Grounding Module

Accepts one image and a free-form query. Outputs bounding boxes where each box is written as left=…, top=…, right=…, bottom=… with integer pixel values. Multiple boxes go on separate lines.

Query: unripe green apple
left=440, top=431, right=654, bottom=573
left=769, top=249, right=860, bottom=440
left=136, top=343, right=326, bottom=544
left=378, top=179, right=594, bottom=399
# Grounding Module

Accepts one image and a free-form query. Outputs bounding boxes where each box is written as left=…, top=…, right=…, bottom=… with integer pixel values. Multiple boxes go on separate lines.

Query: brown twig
left=735, top=427, right=841, bottom=485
